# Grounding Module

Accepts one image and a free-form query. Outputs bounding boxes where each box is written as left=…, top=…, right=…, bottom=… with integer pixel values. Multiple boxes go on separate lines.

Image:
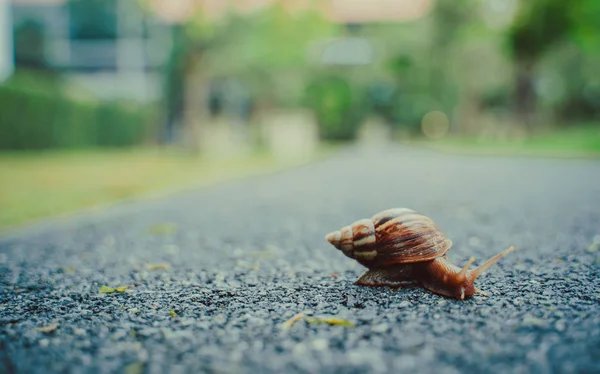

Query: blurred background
left=0, top=0, right=599, bottom=229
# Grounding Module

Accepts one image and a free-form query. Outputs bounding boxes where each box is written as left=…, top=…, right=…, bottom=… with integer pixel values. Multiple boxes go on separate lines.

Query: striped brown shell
left=325, top=208, right=452, bottom=268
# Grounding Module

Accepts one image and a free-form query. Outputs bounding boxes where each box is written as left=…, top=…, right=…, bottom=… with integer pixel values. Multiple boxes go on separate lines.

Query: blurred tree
left=161, top=11, right=215, bottom=148
left=564, top=0, right=600, bottom=121
left=570, top=0, right=600, bottom=50
left=506, top=0, right=573, bottom=129
left=204, top=4, right=336, bottom=110
left=429, top=0, right=475, bottom=118
left=161, top=3, right=339, bottom=144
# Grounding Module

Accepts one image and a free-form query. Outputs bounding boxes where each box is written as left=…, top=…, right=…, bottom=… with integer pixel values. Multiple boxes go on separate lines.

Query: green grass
left=407, top=124, right=600, bottom=158
left=0, top=146, right=336, bottom=231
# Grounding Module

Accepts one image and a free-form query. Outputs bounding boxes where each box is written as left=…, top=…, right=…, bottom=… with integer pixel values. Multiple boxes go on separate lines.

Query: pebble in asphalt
left=1, top=146, right=599, bottom=374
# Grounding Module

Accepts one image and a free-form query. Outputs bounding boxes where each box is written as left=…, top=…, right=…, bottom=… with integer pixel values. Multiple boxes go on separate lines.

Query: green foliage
left=202, top=6, right=337, bottom=103
left=162, top=0, right=600, bottom=140
left=0, top=71, right=155, bottom=150
left=506, top=0, right=572, bottom=61
left=504, top=0, right=600, bottom=122
left=569, top=0, right=600, bottom=52
left=431, top=0, right=476, bottom=47
left=303, top=75, right=368, bottom=140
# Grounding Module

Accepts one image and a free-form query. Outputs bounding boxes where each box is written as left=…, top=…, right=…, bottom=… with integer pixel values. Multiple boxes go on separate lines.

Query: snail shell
left=325, top=208, right=452, bottom=268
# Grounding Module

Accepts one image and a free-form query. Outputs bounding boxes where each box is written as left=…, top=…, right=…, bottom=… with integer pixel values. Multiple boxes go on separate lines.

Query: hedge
left=0, top=71, right=155, bottom=150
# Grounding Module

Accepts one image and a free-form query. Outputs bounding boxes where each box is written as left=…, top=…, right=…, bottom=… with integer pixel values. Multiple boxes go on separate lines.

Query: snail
left=325, top=208, right=515, bottom=300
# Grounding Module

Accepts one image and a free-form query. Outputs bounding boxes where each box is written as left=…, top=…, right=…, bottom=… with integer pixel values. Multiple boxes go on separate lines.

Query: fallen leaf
left=124, top=362, right=144, bottom=374
left=147, top=263, right=169, bottom=271
left=148, top=223, right=177, bottom=236
left=328, top=273, right=339, bottom=278
left=61, top=266, right=76, bottom=274
left=522, top=314, right=548, bottom=327
left=305, top=317, right=355, bottom=327
left=37, top=324, right=58, bottom=334
left=100, top=285, right=127, bottom=293
left=281, top=312, right=304, bottom=329
left=170, top=310, right=177, bottom=317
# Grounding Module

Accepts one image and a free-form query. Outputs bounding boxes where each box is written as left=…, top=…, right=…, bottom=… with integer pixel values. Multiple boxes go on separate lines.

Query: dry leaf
left=99, top=286, right=115, bottom=293
left=305, top=317, right=355, bottom=327
left=124, top=362, right=144, bottom=374
left=148, top=223, right=177, bottom=236
left=328, top=273, right=339, bottom=278
left=147, top=263, right=169, bottom=271
left=100, top=285, right=127, bottom=293
left=281, top=312, right=304, bottom=329
left=61, top=266, right=76, bottom=274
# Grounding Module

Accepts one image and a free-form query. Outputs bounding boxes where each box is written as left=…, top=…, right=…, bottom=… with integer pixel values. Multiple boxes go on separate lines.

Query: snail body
left=325, top=208, right=514, bottom=300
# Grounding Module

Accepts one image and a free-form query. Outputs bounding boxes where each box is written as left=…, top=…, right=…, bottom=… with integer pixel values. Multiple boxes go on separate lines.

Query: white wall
left=0, top=0, right=14, bottom=83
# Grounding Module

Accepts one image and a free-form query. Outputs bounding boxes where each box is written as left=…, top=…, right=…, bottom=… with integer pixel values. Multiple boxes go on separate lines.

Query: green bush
left=390, top=93, right=440, bottom=134
left=303, top=75, right=369, bottom=141
left=0, top=71, right=155, bottom=150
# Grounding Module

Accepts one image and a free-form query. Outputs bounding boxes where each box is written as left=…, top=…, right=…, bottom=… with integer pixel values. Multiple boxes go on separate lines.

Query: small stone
left=468, top=237, right=481, bottom=247
left=523, top=314, right=548, bottom=327
left=398, top=301, right=411, bottom=308
left=39, top=339, right=49, bottom=347
left=371, top=323, right=390, bottom=333
left=73, top=328, right=86, bottom=336
left=311, top=339, right=329, bottom=350
left=292, top=343, right=308, bottom=356
left=37, top=324, right=58, bottom=334
left=103, top=236, right=116, bottom=246
left=164, top=245, right=180, bottom=255
left=555, top=320, right=566, bottom=332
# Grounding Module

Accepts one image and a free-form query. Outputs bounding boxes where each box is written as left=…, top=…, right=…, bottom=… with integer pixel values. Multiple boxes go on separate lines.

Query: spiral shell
left=325, top=208, right=452, bottom=267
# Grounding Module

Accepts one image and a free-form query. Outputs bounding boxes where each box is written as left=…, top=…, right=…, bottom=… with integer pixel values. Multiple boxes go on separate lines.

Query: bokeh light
left=421, top=111, right=450, bottom=139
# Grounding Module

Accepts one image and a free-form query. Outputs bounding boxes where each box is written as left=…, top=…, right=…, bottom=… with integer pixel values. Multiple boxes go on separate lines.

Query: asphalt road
left=1, top=145, right=599, bottom=374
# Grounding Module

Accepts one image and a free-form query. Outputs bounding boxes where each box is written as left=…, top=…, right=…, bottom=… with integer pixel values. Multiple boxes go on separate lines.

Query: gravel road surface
left=1, top=145, right=599, bottom=374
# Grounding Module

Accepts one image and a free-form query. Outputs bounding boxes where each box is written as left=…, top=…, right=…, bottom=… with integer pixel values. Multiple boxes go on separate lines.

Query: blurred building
left=147, top=0, right=432, bottom=24
left=8, top=0, right=432, bottom=100
left=10, top=0, right=172, bottom=102
left=0, top=0, right=13, bottom=83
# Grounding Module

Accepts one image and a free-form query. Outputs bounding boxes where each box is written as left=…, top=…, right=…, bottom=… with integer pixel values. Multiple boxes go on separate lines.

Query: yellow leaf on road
left=305, top=317, right=355, bottom=327
left=100, top=285, right=127, bottom=293
left=281, top=312, right=304, bottom=329
left=146, top=263, right=169, bottom=271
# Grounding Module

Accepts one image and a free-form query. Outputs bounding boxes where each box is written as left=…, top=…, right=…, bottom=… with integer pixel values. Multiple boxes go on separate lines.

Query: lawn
left=0, top=146, right=334, bottom=231
left=407, top=123, right=600, bottom=158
